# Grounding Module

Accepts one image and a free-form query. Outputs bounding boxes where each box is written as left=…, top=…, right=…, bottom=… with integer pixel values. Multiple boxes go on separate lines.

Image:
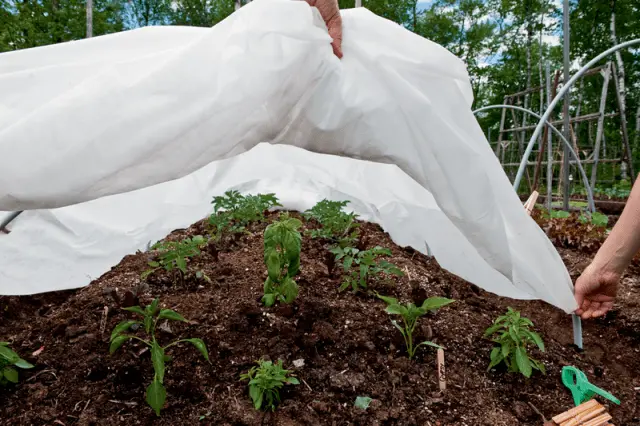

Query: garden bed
left=1, top=211, right=640, bottom=425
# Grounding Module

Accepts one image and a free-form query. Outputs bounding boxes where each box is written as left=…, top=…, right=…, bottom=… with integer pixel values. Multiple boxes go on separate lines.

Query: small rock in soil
left=311, top=400, right=330, bottom=413
left=293, top=358, right=305, bottom=368
left=65, top=325, right=88, bottom=339
left=512, top=400, right=534, bottom=421
left=330, top=371, right=366, bottom=391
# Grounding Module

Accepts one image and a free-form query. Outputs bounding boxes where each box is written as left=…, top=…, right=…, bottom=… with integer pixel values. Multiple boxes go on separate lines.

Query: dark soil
left=1, top=212, right=639, bottom=426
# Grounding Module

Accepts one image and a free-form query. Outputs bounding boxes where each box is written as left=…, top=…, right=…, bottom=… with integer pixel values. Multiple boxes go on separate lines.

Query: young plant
left=303, top=199, right=359, bottom=246
left=240, top=359, right=299, bottom=411
left=484, top=307, right=545, bottom=378
left=377, top=294, right=454, bottom=359
left=262, top=217, right=302, bottom=307
left=109, top=298, right=209, bottom=416
left=142, top=235, right=206, bottom=280
left=330, top=246, right=403, bottom=293
left=0, top=342, right=34, bottom=386
left=209, top=190, right=281, bottom=238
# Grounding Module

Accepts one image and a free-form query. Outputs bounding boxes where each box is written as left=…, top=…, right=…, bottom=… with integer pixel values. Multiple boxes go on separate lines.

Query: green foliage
left=262, top=216, right=302, bottom=307
left=579, top=211, right=609, bottom=227
left=377, top=294, right=454, bottom=359
left=142, top=235, right=206, bottom=280
left=240, top=359, right=299, bottom=411
left=303, top=199, right=359, bottom=246
left=540, top=210, right=570, bottom=220
left=330, top=246, right=403, bottom=293
left=0, top=342, right=34, bottom=386
left=209, top=191, right=281, bottom=239
left=484, top=307, right=545, bottom=378
left=109, top=298, right=209, bottom=416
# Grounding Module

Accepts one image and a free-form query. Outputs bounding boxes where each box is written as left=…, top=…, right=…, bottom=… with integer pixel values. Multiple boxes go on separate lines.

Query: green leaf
left=123, top=306, right=145, bottom=316
left=175, top=257, right=187, bottom=274
left=501, top=341, right=512, bottom=358
left=110, top=320, right=139, bottom=342
left=515, top=347, right=532, bottom=378
left=14, top=358, right=34, bottom=369
left=3, top=367, right=18, bottom=383
left=146, top=379, right=166, bottom=416
left=0, top=345, right=19, bottom=363
left=421, top=297, right=455, bottom=312
left=487, top=347, right=504, bottom=371
left=265, top=249, right=281, bottom=282
left=158, top=309, right=188, bottom=323
left=524, top=330, right=545, bottom=352
left=149, top=299, right=160, bottom=315
left=376, top=294, right=398, bottom=306
left=286, top=377, right=299, bottom=385
left=262, top=293, right=276, bottom=307
left=249, top=385, right=263, bottom=410
left=390, top=319, right=406, bottom=336
left=144, top=315, right=153, bottom=334
left=282, top=278, right=299, bottom=304
left=151, top=340, right=165, bottom=384
left=385, top=304, right=409, bottom=316
left=416, top=341, right=443, bottom=350
left=531, top=359, right=546, bottom=374
left=483, top=323, right=503, bottom=338
left=148, top=261, right=160, bottom=268
left=354, top=396, right=372, bottom=410
left=109, top=335, right=132, bottom=354
left=184, top=338, right=209, bottom=362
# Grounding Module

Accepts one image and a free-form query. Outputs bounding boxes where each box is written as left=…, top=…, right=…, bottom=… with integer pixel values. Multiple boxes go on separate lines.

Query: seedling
left=240, top=359, right=299, bottom=411
left=331, top=246, right=403, bottom=293
left=209, top=190, right=281, bottom=238
left=109, top=298, right=209, bottom=416
left=0, top=342, right=34, bottom=386
left=354, top=396, right=373, bottom=410
left=377, top=294, right=454, bottom=359
left=303, top=199, right=359, bottom=246
left=142, top=235, right=206, bottom=281
left=484, top=307, right=545, bottom=378
left=262, top=216, right=302, bottom=307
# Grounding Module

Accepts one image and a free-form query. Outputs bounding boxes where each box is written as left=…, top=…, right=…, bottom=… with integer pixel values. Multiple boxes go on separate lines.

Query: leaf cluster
left=484, top=307, right=545, bottom=378
left=109, top=299, right=209, bottom=416
left=262, top=217, right=302, bottom=307
left=142, top=235, right=206, bottom=280
left=377, top=294, right=454, bottom=359
left=533, top=210, right=606, bottom=253
left=330, top=246, right=403, bottom=293
left=209, top=191, right=281, bottom=238
left=303, top=199, right=359, bottom=246
left=0, top=342, right=34, bottom=386
left=240, top=359, right=299, bottom=411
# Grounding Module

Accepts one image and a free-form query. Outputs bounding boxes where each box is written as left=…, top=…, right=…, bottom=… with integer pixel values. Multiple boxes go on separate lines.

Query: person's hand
left=574, top=263, right=620, bottom=319
left=305, top=0, right=343, bottom=58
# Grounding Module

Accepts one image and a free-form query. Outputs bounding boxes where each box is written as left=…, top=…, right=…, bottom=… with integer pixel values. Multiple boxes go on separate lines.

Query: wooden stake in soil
left=436, top=348, right=446, bottom=391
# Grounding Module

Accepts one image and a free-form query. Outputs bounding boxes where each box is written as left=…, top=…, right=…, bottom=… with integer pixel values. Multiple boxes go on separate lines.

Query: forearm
left=592, top=174, right=640, bottom=276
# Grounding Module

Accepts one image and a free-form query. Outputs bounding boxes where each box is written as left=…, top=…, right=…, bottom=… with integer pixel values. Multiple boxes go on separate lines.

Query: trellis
left=489, top=60, right=634, bottom=206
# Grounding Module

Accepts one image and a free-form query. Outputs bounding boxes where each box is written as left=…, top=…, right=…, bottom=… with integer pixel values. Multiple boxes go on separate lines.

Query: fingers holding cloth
left=304, top=0, right=343, bottom=58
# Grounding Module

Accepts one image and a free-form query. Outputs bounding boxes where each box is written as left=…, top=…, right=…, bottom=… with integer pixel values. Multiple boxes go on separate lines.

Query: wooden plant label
left=436, top=348, right=446, bottom=391
left=549, top=399, right=615, bottom=426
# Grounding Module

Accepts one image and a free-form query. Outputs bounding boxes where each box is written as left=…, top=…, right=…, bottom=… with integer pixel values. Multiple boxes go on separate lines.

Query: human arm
left=574, top=174, right=640, bottom=319
left=304, top=0, right=343, bottom=58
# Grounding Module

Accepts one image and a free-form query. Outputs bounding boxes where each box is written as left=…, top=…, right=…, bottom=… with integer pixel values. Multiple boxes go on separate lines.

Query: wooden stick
left=583, top=413, right=612, bottom=426
left=552, top=400, right=599, bottom=424
left=576, top=406, right=606, bottom=423
left=523, top=190, right=539, bottom=216
left=436, top=348, right=446, bottom=391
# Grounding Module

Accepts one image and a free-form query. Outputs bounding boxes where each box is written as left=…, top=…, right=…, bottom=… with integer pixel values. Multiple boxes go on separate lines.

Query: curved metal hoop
left=473, top=104, right=595, bottom=212
left=513, top=38, right=640, bottom=192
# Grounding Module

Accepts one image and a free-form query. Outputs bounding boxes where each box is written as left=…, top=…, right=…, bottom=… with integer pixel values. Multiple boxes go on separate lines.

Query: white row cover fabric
left=0, top=0, right=577, bottom=312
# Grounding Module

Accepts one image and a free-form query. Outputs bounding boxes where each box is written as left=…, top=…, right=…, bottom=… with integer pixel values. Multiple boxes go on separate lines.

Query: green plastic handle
left=562, top=366, right=620, bottom=406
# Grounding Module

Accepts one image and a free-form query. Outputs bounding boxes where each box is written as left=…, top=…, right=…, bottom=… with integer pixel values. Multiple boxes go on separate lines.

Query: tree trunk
left=521, top=7, right=533, bottom=158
